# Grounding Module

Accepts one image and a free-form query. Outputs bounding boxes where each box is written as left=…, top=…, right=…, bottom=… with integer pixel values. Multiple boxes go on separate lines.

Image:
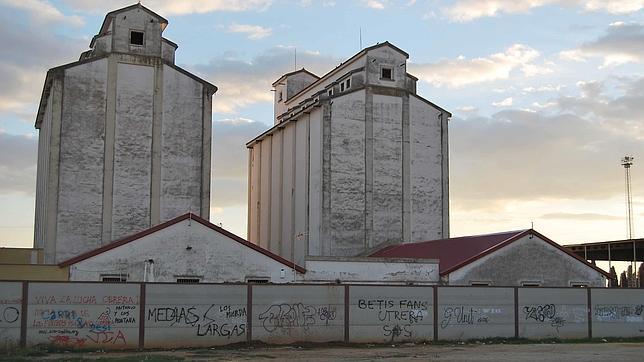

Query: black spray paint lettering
left=147, top=306, right=199, bottom=326
left=1, top=306, right=20, bottom=324
left=383, top=324, right=412, bottom=340
left=258, top=303, right=337, bottom=333
left=440, top=306, right=491, bottom=329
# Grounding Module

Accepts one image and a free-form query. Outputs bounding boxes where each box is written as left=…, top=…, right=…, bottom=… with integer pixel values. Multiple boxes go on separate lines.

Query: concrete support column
left=201, top=89, right=212, bottom=219
left=364, top=87, right=374, bottom=249
left=150, top=61, right=163, bottom=225
left=321, top=101, right=332, bottom=256
left=101, top=55, right=118, bottom=245
left=44, top=76, right=64, bottom=263
left=401, top=93, right=411, bottom=244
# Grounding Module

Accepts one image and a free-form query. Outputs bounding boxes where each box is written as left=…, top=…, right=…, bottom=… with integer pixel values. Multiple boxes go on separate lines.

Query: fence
left=1, top=281, right=643, bottom=350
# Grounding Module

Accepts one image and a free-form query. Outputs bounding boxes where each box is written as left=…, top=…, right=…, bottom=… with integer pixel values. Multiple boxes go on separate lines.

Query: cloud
left=0, top=12, right=86, bottom=123
left=210, top=118, right=270, bottom=209
left=540, top=212, right=623, bottom=220
left=227, top=23, right=272, bottom=40
left=444, top=0, right=644, bottom=22
left=191, top=46, right=338, bottom=114
left=492, top=97, right=513, bottom=107
left=362, top=0, right=386, bottom=9
left=0, top=0, right=84, bottom=26
left=0, top=132, right=37, bottom=194
left=560, top=22, right=644, bottom=67
left=450, top=76, right=644, bottom=211
left=410, top=44, right=542, bottom=87
left=62, top=0, right=273, bottom=15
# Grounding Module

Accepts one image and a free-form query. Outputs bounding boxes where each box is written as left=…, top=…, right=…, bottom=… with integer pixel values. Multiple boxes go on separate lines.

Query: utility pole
left=621, top=156, right=637, bottom=287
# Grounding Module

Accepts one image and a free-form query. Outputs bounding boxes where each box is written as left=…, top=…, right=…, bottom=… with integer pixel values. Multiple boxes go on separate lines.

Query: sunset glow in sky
left=0, top=0, right=643, bottom=253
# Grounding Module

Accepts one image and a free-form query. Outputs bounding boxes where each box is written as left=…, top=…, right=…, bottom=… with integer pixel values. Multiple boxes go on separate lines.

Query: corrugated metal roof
left=370, top=230, right=528, bottom=275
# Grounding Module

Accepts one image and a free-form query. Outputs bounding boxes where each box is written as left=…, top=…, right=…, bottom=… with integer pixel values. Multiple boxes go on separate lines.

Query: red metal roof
left=58, top=213, right=306, bottom=273
left=370, top=229, right=610, bottom=277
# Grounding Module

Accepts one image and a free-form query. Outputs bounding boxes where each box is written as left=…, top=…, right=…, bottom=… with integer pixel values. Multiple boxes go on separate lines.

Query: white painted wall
left=304, top=257, right=439, bottom=284
left=69, top=218, right=299, bottom=283
left=448, top=235, right=607, bottom=287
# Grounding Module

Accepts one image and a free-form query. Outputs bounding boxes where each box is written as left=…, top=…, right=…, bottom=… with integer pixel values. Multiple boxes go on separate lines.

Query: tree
left=609, top=266, right=619, bottom=287
left=620, top=271, right=628, bottom=288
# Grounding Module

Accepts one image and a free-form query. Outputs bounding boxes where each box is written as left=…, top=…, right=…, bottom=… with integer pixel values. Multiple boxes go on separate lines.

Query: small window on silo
left=130, top=31, right=144, bottom=46
left=381, top=67, right=393, bottom=80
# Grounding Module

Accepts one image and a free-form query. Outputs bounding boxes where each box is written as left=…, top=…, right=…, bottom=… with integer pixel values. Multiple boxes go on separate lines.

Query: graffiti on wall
left=594, top=304, right=644, bottom=322
left=258, top=303, right=338, bottom=333
left=31, top=294, right=138, bottom=347
left=147, top=304, right=247, bottom=339
left=440, top=306, right=502, bottom=329
left=357, top=299, right=430, bottom=341
left=523, top=304, right=567, bottom=332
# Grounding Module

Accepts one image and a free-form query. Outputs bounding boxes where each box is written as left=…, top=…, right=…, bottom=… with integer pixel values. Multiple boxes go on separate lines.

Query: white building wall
left=56, top=59, right=108, bottom=262
left=294, top=115, right=309, bottom=264
left=281, top=125, right=295, bottom=258
left=409, top=95, right=445, bottom=241
left=69, top=219, right=298, bottom=283
left=329, top=90, right=366, bottom=256
left=112, top=63, right=154, bottom=239
left=372, top=94, right=403, bottom=246
left=448, top=235, right=606, bottom=287
left=304, top=257, right=439, bottom=284
left=269, top=132, right=283, bottom=253
left=34, top=92, right=53, bottom=249
left=259, top=138, right=272, bottom=249
left=160, top=64, right=204, bottom=220
left=308, top=108, right=323, bottom=256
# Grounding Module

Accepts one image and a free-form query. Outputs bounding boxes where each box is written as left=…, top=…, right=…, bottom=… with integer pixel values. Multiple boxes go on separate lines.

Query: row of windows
left=470, top=281, right=590, bottom=287
left=100, top=275, right=270, bottom=284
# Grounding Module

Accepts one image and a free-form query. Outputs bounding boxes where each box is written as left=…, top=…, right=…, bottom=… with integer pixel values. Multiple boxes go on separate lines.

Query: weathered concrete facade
left=447, top=234, right=607, bottom=287
left=247, top=43, right=450, bottom=265
left=34, top=4, right=216, bottom=263
left=62, top=214, right=303, bottom=283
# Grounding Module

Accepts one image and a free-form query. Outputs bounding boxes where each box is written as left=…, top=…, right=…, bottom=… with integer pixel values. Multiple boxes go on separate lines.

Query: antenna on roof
left=359, top=27, right=362, bottom=50
left=294, top=47, right=297, bottom=71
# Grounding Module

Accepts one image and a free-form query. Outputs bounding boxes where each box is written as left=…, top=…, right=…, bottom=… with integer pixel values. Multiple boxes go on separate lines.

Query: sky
left=0, top=0, right=643, bottom=257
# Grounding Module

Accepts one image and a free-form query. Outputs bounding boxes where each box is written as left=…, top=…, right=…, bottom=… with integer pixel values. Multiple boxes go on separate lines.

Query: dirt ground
left=7, top=342, right=644, bottom=361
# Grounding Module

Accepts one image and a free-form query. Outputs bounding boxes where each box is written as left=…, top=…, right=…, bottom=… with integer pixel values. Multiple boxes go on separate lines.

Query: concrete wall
left=448, top=235, right=606, bottom=287
left=592, top=288, right=644, bottom=337
left=329, top=90, right=366, bottom=256
left=144, top=284, right=247, bottom=348
left=26, top=282, right=140, bottom=349
left=57, top=59, right=108, bottom=262
left=252, top=285, right=344, bottom=344
left=36, top=12, right=214, bottom=263
left=518, top=288, right=588, bottom=339
left=2, top=283, right=644, bottom=350
left=349, top=286, right=433, bottom=343
left=304, top=258, right=438, bottom=284
left=438, top=287, right=515, bottom=340
left=0, top=282, right=22, bottom=348
left=112, top=63, right=154, bottom=240
left=68, top=218, right=298, bottom=283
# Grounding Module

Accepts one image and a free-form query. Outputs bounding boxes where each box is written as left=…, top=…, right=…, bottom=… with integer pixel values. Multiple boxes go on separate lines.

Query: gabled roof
left=98, top=3, right=168, bottom=37
left=284, top=41, right=409, bottom=105
left=370, top=229, right=610, bottom=277
left=58, top=213, right=306, bottom=273
left=272, top=68, right=319, bottom=87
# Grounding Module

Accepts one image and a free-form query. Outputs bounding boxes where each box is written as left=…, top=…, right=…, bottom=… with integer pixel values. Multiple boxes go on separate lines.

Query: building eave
left=58, top=213, right=306, bottom=273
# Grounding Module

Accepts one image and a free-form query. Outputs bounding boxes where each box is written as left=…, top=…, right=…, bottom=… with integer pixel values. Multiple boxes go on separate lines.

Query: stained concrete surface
left=9, top=342, right=644, bottom=361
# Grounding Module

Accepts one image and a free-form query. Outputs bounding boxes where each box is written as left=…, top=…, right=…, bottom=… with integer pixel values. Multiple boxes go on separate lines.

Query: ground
left=3, top=341, right=644, bottom=361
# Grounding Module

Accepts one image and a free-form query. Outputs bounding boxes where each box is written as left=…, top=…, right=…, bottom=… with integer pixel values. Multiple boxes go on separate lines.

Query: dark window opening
left=381, top=67, right=393, bottom=80
left=247, top=278, right=269, bottom=284
left=346, top=78, right=351, bottom=89
left=101, top=275, right=126, bottom=282
left=130, top=31, right=144, bottom=46
left=177, top=278, right=200, bottom=284
left=470, top=282, right=490, bottom=286
left=340, top=82, right=345, bottom=92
